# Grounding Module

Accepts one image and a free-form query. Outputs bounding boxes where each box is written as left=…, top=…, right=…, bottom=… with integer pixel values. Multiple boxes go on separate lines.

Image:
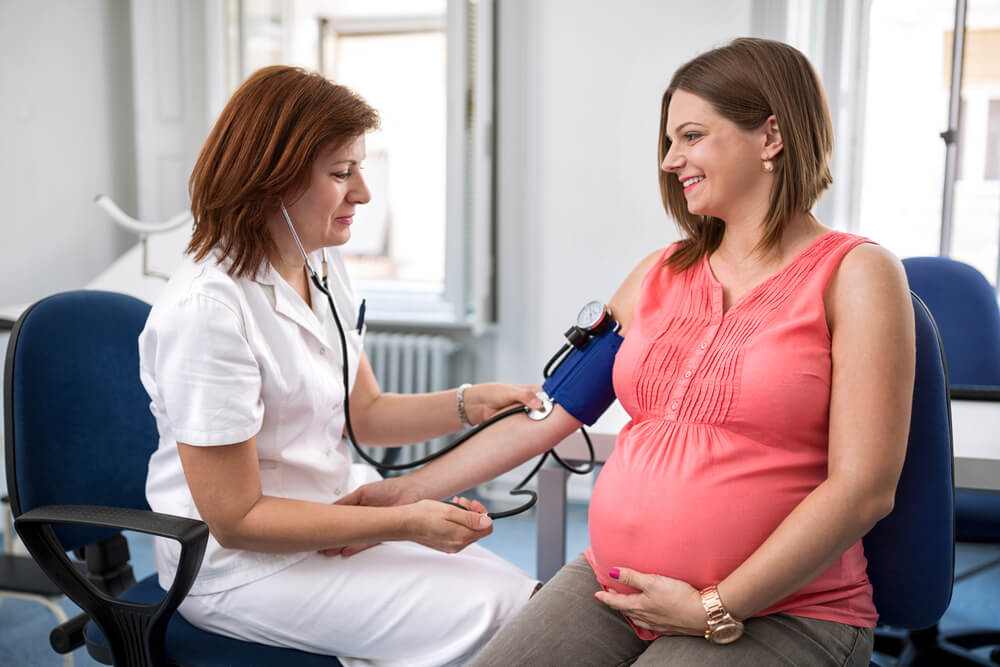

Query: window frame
left=817, top=0, right=977, bottom=262
left=226, top=0, right=496, bottom=329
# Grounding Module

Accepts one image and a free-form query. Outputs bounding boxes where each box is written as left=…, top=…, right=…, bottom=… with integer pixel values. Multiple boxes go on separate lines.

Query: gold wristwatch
left=699, top=585, right=744, bottom=644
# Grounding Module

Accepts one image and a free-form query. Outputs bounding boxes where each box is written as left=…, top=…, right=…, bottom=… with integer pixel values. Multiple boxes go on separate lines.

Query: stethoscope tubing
left=280, top=201, right=593, bottom=519
left=311, top=272, right=539, bottom=518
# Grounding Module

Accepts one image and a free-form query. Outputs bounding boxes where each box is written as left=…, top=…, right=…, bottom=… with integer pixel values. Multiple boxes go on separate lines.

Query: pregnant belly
left=587, top=435, right=821, bottom=593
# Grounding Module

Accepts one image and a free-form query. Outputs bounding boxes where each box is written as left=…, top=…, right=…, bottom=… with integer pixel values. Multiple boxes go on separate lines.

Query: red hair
left=188, top=66, right=379, bottom=277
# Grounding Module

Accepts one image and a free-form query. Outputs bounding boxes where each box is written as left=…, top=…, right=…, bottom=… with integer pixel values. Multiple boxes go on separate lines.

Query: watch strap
left=700, top=585, right=725, bottom=635
left=699, top=585, right=742, bottom=643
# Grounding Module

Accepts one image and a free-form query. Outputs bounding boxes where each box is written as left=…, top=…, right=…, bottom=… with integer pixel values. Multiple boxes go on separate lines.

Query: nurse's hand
left=324, top=481, right=487, bottom=556
left=319, top=478, right=415, bottom=557
left=403, top=498, right=493, bottom=553
left=593, top=567, right=706, bottom=637
left=463, top=383, right=544, bottom=426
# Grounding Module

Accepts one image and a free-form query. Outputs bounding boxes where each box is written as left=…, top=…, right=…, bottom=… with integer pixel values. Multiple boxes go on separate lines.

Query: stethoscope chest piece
left=526, top=391, right=554, bottom=421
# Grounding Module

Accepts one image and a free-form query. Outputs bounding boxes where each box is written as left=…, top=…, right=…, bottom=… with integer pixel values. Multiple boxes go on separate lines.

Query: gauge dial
left=576, top=300, right=607, bottom=331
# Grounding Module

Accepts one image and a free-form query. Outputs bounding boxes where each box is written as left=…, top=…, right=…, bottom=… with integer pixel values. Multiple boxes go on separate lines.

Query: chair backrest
left=904, top=256, right=1000, bottom=541
left=4, top=290, right=156, bottom=552
left=902, top=256, right=1000, bottom=386
left=863, top=293, right=955, bottom=629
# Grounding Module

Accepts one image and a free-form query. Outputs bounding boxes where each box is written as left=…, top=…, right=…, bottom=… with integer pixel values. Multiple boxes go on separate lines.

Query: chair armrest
left=18, top=504, right=207, bottom=543
left=950, top=385, right=1000, bottom=401
left=15, top=504, right=209, bottom=666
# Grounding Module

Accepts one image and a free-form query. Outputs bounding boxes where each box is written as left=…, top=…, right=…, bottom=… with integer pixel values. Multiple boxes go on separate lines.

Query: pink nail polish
left=609, top=567, right=620, bottom=580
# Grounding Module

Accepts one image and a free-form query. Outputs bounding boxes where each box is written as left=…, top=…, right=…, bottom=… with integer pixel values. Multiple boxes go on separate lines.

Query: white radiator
left=358, top=332, right=458, bottom=466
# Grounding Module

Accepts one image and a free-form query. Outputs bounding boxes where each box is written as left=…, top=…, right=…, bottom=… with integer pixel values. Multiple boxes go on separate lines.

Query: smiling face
left=661, top=90, right=777, bottom=224
left=283, top=134, right=371, bottom=252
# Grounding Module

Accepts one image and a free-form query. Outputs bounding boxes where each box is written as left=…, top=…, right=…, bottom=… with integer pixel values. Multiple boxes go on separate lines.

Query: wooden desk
left=535, top=399, right=1000, bottom=581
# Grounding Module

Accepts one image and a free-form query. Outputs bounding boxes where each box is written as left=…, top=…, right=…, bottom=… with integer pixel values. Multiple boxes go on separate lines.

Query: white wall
left=129, top=0, right=220, bottom=222
left=0, top=0, right=760, bottom=374
left=492, top=0, right=754, bottom=384
left=0, top=0, right=136, bottom=308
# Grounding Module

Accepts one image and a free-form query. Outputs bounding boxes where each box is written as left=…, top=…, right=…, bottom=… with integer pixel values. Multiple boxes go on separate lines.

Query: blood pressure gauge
left=577, top=300, right=612, bottom=333
left=565, top=300, right=613, bottom=349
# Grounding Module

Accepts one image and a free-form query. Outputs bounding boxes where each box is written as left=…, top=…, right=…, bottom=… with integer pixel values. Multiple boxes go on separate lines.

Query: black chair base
left=875, top=624, right=1000, bottom=666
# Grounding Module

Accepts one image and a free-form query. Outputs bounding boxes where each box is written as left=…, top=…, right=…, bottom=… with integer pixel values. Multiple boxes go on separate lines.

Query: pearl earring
left=762, top=159, right=774, bottom=173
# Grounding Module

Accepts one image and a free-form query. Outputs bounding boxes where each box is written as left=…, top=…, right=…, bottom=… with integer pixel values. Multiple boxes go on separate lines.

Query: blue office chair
left=5, top=290, right=342, bottom=666
left=875, top=257, right=1000, bottom=665
left=906, top=258, right=1000, bottom=555
left=864, top=292, right=960, bottom=666
left=1, top=315, right=88, bottom=667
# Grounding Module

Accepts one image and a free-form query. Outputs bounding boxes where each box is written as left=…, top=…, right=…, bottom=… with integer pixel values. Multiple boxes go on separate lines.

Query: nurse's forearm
left=211, top=496, right=401, bottom=551
left=178, top=437, right=494, bottom=554
left=210, top=495, right=485, bottom=553
left=399, top=406, right=582, bottom=501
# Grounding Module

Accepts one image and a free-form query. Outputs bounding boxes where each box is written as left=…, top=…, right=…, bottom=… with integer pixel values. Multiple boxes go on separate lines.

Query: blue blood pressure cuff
left=542, top=328, right=623, bottom=426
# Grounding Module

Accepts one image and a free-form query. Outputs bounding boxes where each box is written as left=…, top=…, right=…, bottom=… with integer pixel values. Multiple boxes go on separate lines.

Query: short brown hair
left=188, top=66, right=380, bottom=277
left=659, top=38, right=833, bottom=271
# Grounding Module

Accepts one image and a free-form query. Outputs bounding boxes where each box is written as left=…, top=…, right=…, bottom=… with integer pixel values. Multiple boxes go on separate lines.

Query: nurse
left=139, top=65, right=541, bottom=666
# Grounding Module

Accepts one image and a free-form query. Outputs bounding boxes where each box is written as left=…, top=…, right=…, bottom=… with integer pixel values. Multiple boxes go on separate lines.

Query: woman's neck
left=714, top=211, right=822, bottom=270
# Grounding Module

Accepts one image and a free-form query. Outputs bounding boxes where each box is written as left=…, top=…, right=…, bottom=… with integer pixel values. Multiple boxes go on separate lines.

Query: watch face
left=576, top=300, right=606, bottom=330
left=710, top=621, right=744, bottom=645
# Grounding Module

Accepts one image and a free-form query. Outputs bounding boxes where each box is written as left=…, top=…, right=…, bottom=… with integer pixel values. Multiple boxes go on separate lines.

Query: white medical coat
left=140, top=248, right=366, bottom=594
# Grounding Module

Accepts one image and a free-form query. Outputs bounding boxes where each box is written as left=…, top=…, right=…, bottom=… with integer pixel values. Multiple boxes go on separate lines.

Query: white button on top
left=699, top=342, right=708, bottom=350
left=670, top=402, right=679, bottom=410
left=684, top=370, right=693, bottom=378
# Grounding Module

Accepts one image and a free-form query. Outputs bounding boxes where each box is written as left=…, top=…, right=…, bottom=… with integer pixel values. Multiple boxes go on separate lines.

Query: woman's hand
left=463, top=382, right=543, bottom=426
left=594, top=567, right=707, bottom=636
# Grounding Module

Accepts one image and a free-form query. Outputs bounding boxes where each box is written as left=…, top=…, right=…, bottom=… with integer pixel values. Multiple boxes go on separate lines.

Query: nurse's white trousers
left=177, top=539, right=539, bottom=667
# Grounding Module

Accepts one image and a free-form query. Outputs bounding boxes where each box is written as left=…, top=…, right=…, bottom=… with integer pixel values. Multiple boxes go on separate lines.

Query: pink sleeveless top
left=585, top=231, right=878, bottom=638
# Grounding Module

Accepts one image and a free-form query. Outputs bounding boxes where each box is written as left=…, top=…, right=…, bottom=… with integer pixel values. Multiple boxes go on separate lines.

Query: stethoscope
left=279, top=202, right=595, bottom=519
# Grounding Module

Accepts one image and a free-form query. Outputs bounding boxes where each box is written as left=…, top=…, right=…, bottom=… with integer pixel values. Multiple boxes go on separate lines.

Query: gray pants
left=469, top=555, right=873, bottom=667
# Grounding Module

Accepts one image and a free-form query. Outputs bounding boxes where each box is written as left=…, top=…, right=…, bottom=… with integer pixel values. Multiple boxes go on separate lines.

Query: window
left=840, top=0, right=1000, bottom=284
left=947, top=16, right=1000, bottom=282
left=241, top=0, right=284, bottom=75
left=853, top=0, right=954, bottom=260
left=228, top=0, right=494, bottom=326
left=987, top=98, right=1000, bottom=180
left=319, top=19, right=447, bottom=289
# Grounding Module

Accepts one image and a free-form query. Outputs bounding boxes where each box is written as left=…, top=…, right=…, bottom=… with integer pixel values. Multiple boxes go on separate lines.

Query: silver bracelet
left=456, top=383, right=474, bottom=429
